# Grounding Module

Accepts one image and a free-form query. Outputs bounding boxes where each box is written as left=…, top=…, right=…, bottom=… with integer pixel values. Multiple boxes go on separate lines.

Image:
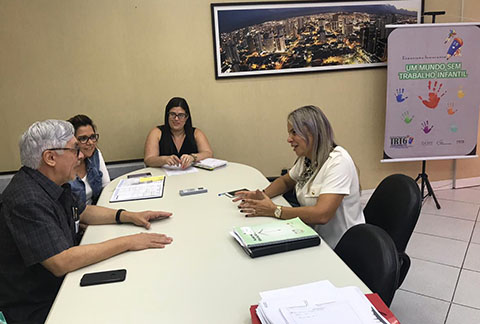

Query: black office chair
left=334, top=224, right=400, bottom=306
left=363, top=174, right=422, bottom=287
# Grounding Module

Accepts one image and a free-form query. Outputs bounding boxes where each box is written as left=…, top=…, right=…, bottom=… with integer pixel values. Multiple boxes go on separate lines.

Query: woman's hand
left=165, top=155, right=181, bottom=166
left=232, top=190, right=263, bottom=202
left=180, top=154, right=195, bottom=169
left=237, top=190, right=277, bottom=217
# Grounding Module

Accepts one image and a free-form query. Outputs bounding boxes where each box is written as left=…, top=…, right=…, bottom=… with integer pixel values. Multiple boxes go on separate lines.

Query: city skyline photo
left=211, top=0, right=422, bottom=78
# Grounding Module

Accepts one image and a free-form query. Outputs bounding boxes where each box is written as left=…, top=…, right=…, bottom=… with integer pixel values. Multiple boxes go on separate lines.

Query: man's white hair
left=19, top=119, right=74, bottom=169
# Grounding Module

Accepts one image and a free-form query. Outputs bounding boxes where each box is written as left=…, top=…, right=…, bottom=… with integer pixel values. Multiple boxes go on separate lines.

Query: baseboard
left=429, top=177, right=480, bottom=190
left=361, top=176, right=480, bottom=195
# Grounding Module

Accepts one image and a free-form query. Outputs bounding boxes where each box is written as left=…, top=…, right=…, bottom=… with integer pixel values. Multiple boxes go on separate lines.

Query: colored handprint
left=394, top=88, right=408, bottom=103
left=457, top=85, right=465, bottom=99
left=450, top=124, right=458, bottom=133
left=418, top=80, right=446, bottom=109
left=421, top=121, right=433, bottom=134
left=401, top=111, right=414, bottom=124
left=447, top=103, right=458, bottom=115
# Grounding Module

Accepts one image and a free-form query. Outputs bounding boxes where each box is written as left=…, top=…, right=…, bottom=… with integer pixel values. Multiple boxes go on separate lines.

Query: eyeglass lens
left=77, top=134, right=99, bottom=143
left=169, top=112, right=188, bottom=119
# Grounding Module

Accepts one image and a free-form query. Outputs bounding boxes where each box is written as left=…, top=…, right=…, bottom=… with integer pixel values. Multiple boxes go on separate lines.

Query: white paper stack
left=162, top=164, right=199, bottom=176
left=256, top=281, right=389, bottom=324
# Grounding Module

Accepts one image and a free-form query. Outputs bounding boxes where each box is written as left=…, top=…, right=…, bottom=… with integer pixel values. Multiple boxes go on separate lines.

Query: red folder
left=365, top=293, right=400, bottom=324
left=250, top=293, right=399, bottom=324
left=250, top=305, right=261, bottom=324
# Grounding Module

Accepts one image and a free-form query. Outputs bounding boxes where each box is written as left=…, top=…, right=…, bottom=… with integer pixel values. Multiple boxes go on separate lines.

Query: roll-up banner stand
left=383, top=23, right=480, bottom=163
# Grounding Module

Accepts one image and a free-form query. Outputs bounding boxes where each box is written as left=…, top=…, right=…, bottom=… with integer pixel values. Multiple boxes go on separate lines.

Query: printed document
left=162, top=165, right=198, bottom=176
left=110, top=176, right=165, bottom=202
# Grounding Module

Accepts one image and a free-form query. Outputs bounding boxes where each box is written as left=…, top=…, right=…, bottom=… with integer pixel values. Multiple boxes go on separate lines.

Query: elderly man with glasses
left=0, top=120, right=173, bottom=324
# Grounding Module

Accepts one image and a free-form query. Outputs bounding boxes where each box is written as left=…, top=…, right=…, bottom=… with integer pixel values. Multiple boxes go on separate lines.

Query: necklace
left=297, top=158, right=317, bottom=189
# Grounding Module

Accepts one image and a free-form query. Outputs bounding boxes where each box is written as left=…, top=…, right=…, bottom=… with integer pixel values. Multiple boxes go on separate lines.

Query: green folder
left=232, top=217, right=321, bottom=258
left=0, top=312, right=7, bottom=324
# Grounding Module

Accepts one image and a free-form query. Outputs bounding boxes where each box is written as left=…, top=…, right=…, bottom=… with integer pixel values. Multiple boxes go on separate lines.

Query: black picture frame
left=211, top=0, right=422, bottom=78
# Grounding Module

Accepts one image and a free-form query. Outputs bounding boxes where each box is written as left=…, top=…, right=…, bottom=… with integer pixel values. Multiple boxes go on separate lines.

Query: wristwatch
left=274, top=206, right=283, bottom=219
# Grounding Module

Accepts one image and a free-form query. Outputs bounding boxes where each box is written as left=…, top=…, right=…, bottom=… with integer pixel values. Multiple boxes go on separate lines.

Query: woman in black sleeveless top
left=144, top=97, right=213, bottom=169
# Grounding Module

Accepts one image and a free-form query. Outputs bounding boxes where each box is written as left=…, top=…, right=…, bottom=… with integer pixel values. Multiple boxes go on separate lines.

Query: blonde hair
left=288, top=105, right=336, bottom=188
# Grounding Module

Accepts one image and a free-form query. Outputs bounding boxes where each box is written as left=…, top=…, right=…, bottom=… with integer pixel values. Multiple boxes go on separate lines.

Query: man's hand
left=237, top=190, right=276, bottom=217
left=42, top=231, right=174, bottom=277
left=124, top=210, right=172, bottom=229
left=127, top=233, right=173, bottom=251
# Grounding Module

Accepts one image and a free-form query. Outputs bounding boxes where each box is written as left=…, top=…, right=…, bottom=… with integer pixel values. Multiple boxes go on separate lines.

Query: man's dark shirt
left=0, top=166, right=85, bottom=324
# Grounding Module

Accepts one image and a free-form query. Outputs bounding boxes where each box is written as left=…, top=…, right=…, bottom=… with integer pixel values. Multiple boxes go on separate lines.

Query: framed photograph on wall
left=211, top=0, right=422, bottom=78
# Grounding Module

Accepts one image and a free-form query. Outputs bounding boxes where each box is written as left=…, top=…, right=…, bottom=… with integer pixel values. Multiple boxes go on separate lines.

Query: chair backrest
left=334, top=224, right=399, bottom=306
left=363, top=174, right=421, bottom=253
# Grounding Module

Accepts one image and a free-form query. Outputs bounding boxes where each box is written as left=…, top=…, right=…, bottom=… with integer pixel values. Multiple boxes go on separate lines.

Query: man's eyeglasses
left=47, top=147, right=81, bottom=157
left=168, top=112, right=188, bottom=120
left=77, top=134, right=99, bottom=144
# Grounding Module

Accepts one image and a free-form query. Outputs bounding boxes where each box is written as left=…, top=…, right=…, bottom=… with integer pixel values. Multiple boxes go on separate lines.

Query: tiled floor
left=362, top=185, right=480, bottom=323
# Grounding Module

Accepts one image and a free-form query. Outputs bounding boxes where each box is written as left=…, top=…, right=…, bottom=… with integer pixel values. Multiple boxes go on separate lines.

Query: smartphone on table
left=80, top=269, right=127, bottom=287
left=225, top=188, right=249, bottom=198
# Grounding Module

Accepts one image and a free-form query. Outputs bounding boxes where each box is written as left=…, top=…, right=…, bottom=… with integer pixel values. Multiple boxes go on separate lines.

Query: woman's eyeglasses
left=168, top=112, right=188, bottom=120
left=77, top=134, right=99, bottom=144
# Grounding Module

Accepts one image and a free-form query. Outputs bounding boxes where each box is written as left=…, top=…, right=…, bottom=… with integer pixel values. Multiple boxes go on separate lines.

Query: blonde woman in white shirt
left=235, top=105, right=365, bottom=248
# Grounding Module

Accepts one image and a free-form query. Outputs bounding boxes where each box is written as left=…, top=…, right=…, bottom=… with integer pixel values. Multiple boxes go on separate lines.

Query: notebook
left=231, top=217, right=321, bottom=258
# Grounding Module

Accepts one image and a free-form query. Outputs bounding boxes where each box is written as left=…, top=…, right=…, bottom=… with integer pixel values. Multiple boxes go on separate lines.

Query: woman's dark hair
left=67, top=114, right=96, bottom=134
left=163, top=97, right=193, bottom=133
